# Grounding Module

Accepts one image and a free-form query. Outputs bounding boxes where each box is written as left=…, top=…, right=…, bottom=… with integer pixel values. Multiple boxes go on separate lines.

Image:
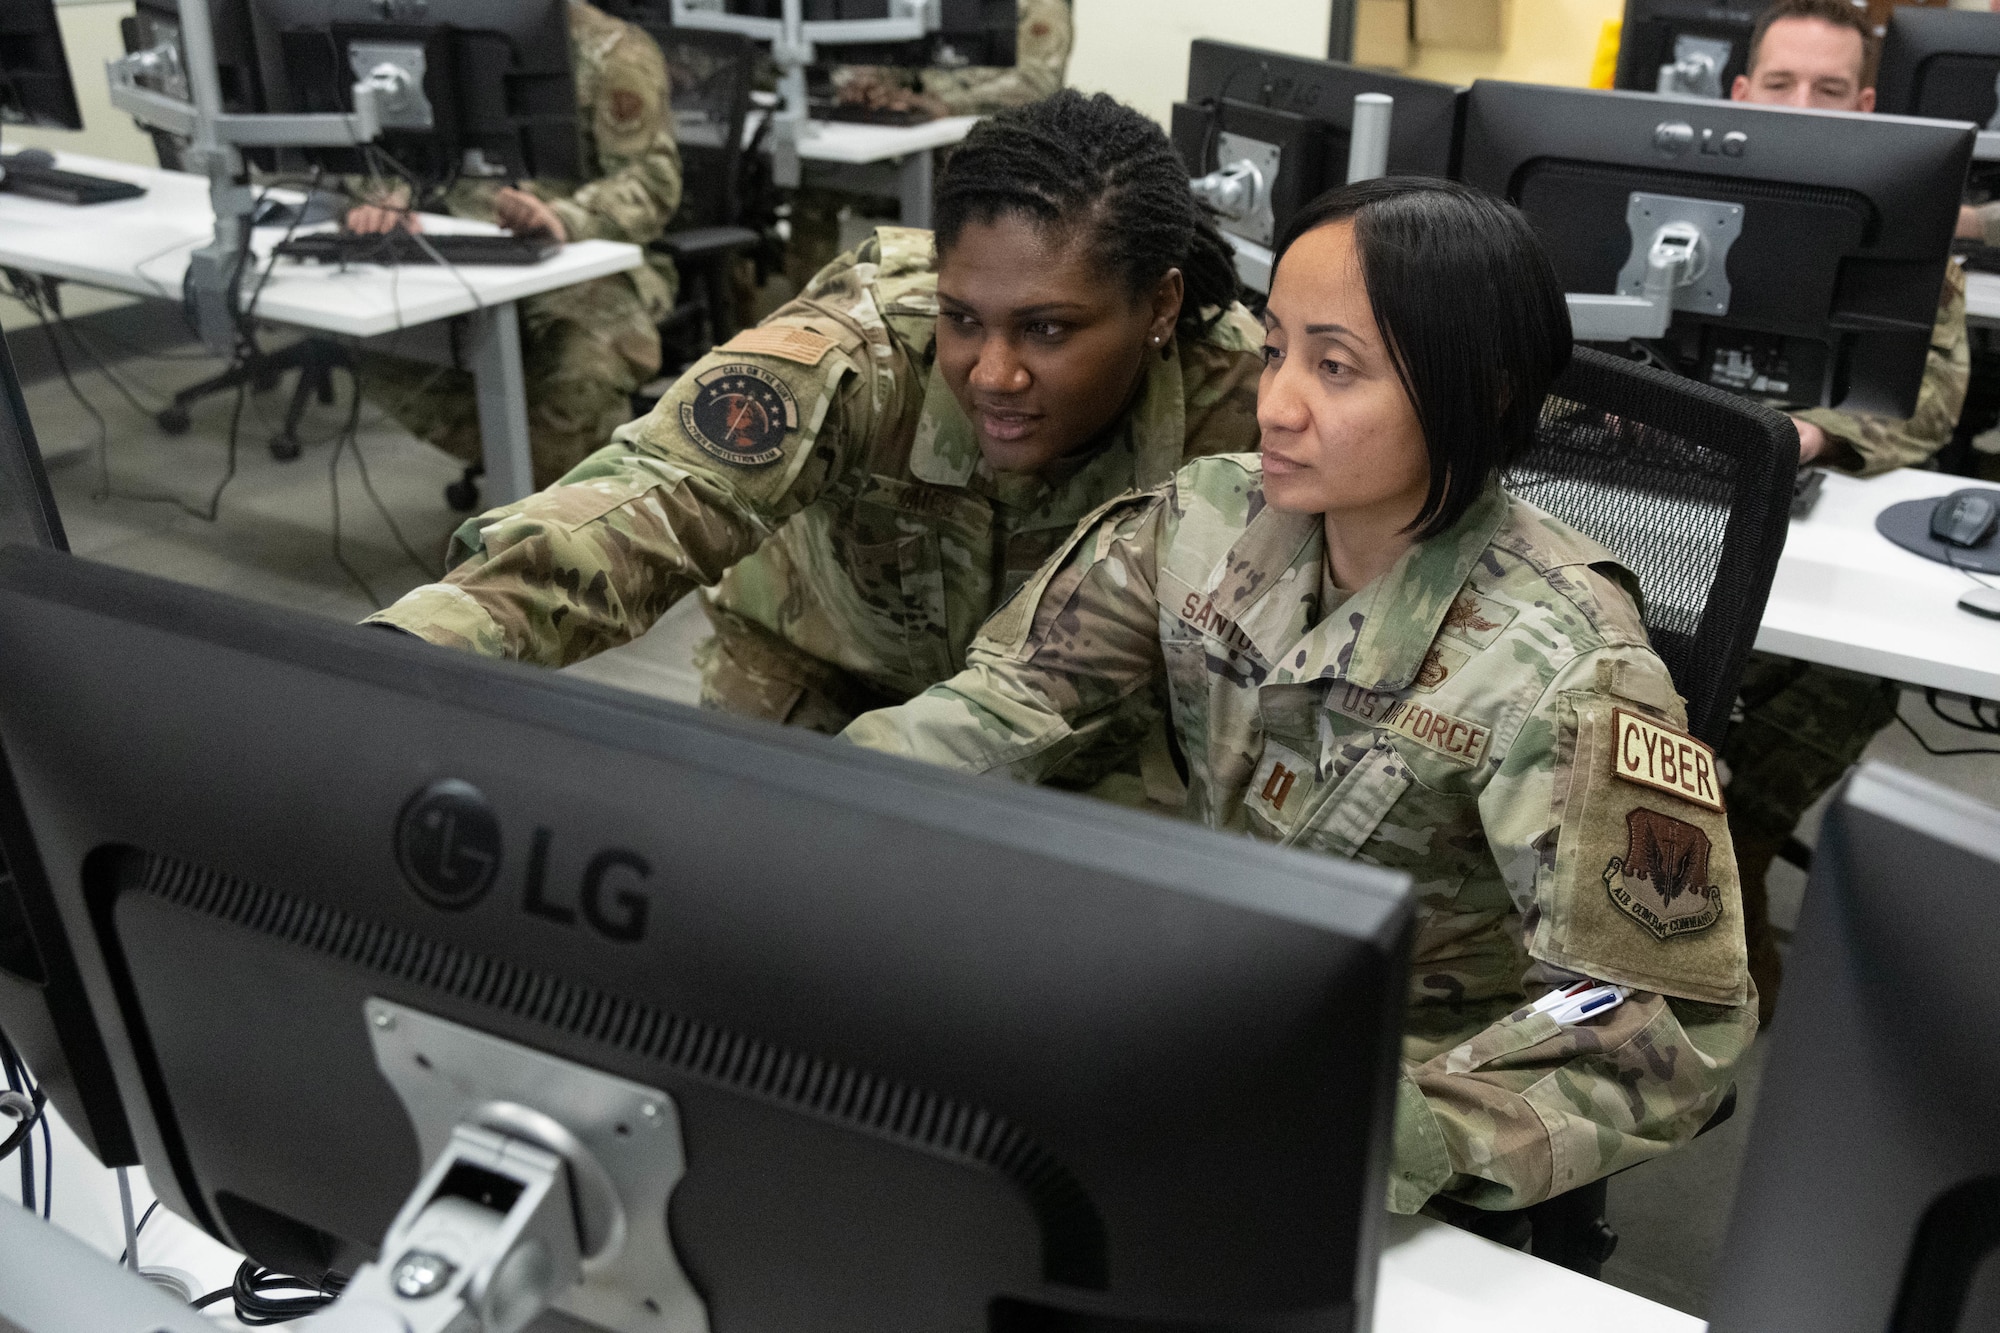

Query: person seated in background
left=785, top=0, right=1074, bottom=292
left=368, top=91, right=1260, bottom=799
left=1724, top=0, right=1969, bottom=1023
left=844, top=177, right=1756, bottom=1215
left=345, top=0, right=684, bottom=496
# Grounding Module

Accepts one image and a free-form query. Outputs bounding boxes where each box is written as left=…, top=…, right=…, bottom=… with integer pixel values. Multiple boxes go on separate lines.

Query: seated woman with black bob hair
left=845, top=177, right=1757, bottom=1214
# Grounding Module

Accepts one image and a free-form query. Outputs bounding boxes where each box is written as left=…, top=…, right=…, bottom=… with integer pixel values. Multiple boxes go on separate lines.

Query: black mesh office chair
left=651, top=26, right=764, bottom=362
left=1432, top=347, right=1798, bottom=1277
left=1508, top=346, right=1799, bottom=746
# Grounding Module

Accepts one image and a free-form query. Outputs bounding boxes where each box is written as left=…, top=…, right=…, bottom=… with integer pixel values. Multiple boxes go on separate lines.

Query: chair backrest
left=643, top=24, right=756, bottom=230
left=1504, top=346, right=1799, bottom=746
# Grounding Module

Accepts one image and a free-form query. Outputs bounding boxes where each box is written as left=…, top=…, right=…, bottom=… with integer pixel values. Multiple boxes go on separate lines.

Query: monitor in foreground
left=1460, top=80, right=1972, bottom=418
left=1709, top=762, right=2000, bottom=1333
left=0, top=332, right=141, bottom=1171
left=0, top=546, right=1413, bottom=1333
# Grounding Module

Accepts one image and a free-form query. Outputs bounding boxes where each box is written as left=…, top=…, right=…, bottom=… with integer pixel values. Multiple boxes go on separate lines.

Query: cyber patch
left=1610, top=708, right=1724, bottom=813
left=680, top=363, right=799, bottom=468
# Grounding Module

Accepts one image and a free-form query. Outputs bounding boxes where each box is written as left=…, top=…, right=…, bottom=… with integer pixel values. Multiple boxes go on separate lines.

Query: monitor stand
left=302, top=1001, right=710, bottom=1333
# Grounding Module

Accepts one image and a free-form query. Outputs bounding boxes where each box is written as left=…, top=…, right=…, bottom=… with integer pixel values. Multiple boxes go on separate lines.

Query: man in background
left=1724, top=0, right=1969, bottom=1022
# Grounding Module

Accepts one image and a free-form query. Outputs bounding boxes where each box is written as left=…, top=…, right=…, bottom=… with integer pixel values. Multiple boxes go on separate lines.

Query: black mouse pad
left=1876, top=488, right=2000, bottom=575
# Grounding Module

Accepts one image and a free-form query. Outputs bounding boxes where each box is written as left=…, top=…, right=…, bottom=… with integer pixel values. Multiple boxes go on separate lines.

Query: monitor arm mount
left=669, top=0, right=945, bottom=188
left=104, top=0, right=404, bottom=356
left=1566, top=191, right=1743, bottom=345
left=297, top=1001, right=710, bottom=1333
left=1191, top=92, right=1392, bottom=294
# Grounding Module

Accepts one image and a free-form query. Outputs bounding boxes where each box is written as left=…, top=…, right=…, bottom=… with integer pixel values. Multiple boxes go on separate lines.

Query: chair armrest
left=657, top=227, right=761, bottom=262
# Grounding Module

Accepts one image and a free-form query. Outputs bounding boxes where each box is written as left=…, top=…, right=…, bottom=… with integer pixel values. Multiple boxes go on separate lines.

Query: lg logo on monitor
left=1653, top=121, right=1748, bottom=159
left=394, top=779, right=652, bottom=942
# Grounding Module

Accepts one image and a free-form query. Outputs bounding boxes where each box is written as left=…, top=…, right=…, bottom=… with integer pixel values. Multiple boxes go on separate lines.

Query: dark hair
left=1271, top=178, right=1572, bottom=540
left=1747, top=0, right=1876, bottom=85
left=933, top=89, right=1241, bottom=341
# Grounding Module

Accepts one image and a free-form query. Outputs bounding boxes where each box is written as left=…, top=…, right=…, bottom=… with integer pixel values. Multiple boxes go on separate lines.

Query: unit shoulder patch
left=1610, top=708, right=1724, bottom=813
left=679, top=363, right=799, bottom=468
left=719, top=325, right=838, bottom=367
left=1603, top=807, right=1725, bottom=941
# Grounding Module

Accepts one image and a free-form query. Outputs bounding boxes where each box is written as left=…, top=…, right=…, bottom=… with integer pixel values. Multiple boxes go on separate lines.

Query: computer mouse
left=1930, top=492, right=2000, bottom=549
left=1959, top=586, right=2000, bottom=621
left=8, top=148, right=54, bottom=169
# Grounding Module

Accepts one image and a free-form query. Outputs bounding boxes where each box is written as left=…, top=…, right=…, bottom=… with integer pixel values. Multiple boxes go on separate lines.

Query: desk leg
left=468, top=300, right=534, bottom=505
left=898, top=148, right=937, bottom=230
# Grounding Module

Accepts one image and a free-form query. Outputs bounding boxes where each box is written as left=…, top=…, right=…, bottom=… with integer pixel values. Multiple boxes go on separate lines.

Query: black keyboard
left=813, top=102, right=936, bottom=126
left=1954, top=238, right=2000, bottom=274
left=0, top=159, right=146, bottom=205
left=273, top=231, right=563, bottom=267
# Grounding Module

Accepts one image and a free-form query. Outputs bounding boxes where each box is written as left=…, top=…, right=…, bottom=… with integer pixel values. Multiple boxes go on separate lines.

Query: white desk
left=1966, top=269, right=2000, bottom=326
left=750, top=111, right=978, bottom=227
left=8, top=1100, right=1702, bottom=1333
left=0, top=152, right=645, bottom=504
left=1759, top=467, right=2000, bottom=699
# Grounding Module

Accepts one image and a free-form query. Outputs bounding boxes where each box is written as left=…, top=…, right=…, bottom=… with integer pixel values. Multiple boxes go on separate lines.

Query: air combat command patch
left=680, top=363, right=800, bottom=468
left=1603, top=806, right=1725, bottom=940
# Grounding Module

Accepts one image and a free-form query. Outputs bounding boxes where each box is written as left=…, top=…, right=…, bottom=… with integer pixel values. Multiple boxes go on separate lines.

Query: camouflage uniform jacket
left=843, top=456, right=1758, bottom=1214
left=1789, top=261, right=1967, bottom=476
left=362, top=1, right=684, bottom=319
left=368, top=227, right=1266, bottom=714
left=921, top=0, right=1072, bottom=115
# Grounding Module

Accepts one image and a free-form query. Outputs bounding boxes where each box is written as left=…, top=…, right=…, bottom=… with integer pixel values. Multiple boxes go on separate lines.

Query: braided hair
left=933, top=90, right=1243, bottom=341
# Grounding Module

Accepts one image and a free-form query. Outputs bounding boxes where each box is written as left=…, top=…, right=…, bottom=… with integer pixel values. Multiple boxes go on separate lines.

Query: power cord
left=0, top=1025, right=49, bottom=1220
left=193, top=1260, right=345, bottom=1325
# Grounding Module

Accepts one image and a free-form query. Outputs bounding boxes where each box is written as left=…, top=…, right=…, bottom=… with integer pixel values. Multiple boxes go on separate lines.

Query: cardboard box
left=1353, top=0, right=1411, bottom=69
left=1415, top=0, right=1508, bottom=51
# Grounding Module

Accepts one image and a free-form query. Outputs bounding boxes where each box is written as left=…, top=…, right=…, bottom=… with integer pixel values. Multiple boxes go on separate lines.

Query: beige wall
left=8, top=0, right=158, bottom=167
left=1405, top=0, right=1622, bottom=89
left=1066, top=0, right=1338, bottom=128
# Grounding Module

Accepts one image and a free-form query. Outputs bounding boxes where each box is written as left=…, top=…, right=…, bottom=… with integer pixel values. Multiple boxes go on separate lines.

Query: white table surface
left=6, top=1101, right=1703, bottom=1332
left=1759, top=466, right=2000, bottom=698
left=1966, top=268, right=2000, bottom=324
left=0, top=152, right=644, bottom=340
left=746, top=110, right=978, bottom=163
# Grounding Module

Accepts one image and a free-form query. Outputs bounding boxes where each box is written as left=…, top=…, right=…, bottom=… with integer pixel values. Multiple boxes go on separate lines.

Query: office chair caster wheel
left=444, top=476, right=481, bottom=513
left=157, top=405, right=191, bottom=435
left=269, top=436, right=302, bottom=462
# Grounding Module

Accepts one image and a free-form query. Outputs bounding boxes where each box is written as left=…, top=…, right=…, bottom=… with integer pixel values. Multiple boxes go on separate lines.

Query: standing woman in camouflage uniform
left=348, top=0, right=684, bottom=493
left=372, top=92, right=1263, bottom=769
left=845, top=179, right=1757, bottom=1215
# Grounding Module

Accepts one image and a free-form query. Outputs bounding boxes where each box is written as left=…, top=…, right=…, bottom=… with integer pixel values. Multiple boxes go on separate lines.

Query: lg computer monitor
left=1614, top=0, right=1762, bottom=100
left=1171, top=41, right=1463, bottom=291
left=0, top=334, right=142, bottom=1170
left=249, top=0, right=582, bottom=186
left=0, top=545, right=1414, bottom=1333
left=1878, top=8, right=2000, bottom=127
left=1709, top=763, right=2000, bottom=1333
left=0, top=0, right=80, bottom=136
left=1459, top=81, right=1972, bottom=419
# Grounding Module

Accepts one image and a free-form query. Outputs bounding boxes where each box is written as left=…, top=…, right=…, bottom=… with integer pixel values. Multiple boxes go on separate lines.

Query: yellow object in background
left=1589, top=18, right=1622, bottom=89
